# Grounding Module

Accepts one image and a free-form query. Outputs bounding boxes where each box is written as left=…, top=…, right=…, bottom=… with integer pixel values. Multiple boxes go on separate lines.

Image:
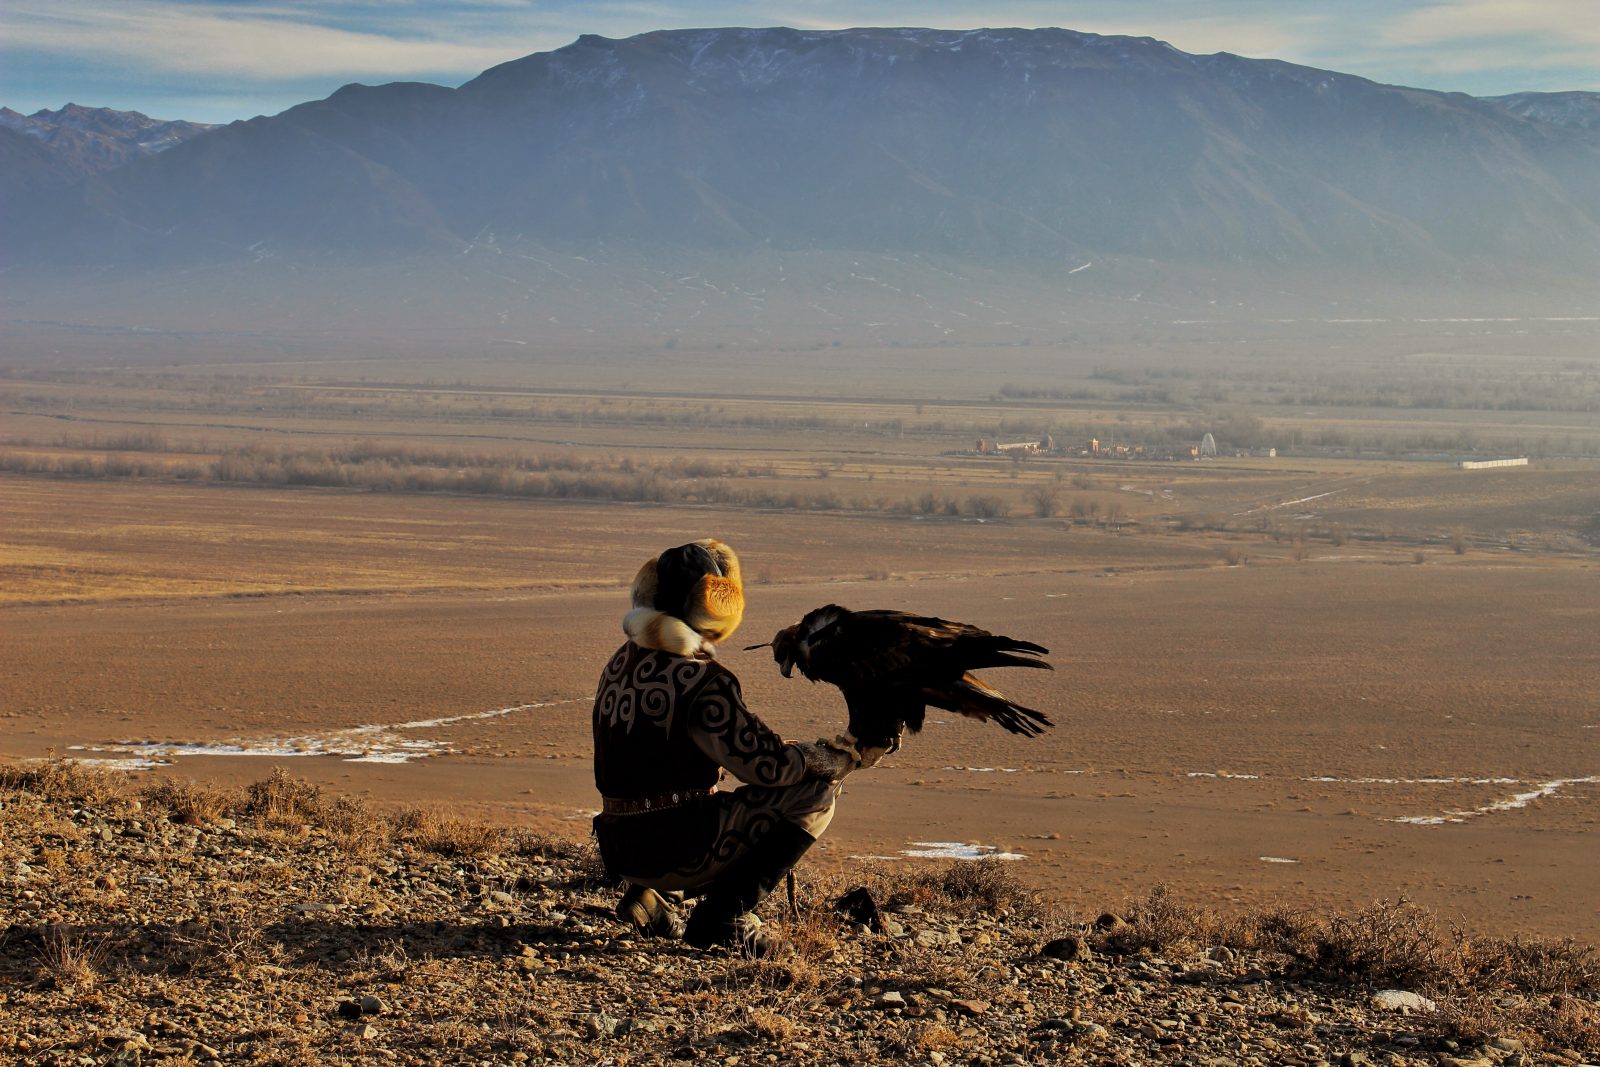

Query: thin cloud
left=1381, top=0, right=1600, bottom=46
left=1, top=1, right=518, bottom=81
left=3, top=0, right=1595, bottom=121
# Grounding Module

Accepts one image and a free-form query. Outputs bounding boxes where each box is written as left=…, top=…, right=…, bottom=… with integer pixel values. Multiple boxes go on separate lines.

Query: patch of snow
left=69, top=699, right=588, bottom=766
left=902, top=841, right=1026, bottom=861
left=1391, top=777, right=1600, bottom=825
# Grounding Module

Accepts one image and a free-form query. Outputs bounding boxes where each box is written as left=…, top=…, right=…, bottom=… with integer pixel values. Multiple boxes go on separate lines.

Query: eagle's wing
left=807, top=608, right=1051, bottom=686
left=801, top=608, right=923, bottom=687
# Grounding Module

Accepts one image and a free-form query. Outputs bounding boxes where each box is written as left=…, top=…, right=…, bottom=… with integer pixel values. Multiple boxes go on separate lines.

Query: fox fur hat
left=623, top=539, right=744, bottom=657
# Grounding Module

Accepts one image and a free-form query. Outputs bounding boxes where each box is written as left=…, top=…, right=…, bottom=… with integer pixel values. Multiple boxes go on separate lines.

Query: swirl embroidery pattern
left=595, top=645, right=712, bottom=736
left=695, top=675, right=792, bottom=787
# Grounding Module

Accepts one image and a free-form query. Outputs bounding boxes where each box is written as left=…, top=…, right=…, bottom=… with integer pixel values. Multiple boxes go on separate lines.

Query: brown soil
left=4, top=477, right=1595, bottom=940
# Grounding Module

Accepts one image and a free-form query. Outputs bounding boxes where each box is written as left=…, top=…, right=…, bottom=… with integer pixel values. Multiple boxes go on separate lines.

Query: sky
left=3, top=0, right=1597, bottom=124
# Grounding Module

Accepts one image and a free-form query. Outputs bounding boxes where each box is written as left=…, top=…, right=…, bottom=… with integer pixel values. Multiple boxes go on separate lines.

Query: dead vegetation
left=2, top=762, right=1597, bottom=1065
left=1079, top=885, right=1600, bottom=1055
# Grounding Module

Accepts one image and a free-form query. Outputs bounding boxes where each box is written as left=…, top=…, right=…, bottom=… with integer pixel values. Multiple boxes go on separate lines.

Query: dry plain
left=2, top=346, right=1597, bottom=941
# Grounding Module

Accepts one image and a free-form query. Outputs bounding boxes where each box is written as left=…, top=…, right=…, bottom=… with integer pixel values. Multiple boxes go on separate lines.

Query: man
left=592, top=539, right=857, bottom=956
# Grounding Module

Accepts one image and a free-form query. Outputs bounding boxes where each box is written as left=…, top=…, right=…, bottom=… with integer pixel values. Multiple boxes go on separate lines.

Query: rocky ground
left=2, top=762, right=1596, bottom=1067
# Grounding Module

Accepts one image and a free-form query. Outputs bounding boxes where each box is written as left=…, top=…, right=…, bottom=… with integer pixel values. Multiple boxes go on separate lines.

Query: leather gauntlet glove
left=793, top=739, right=858, bottom=781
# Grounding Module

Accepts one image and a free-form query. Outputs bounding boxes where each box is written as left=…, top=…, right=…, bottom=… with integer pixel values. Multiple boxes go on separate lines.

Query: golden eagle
left=746, top=605, right=1053, bottom=763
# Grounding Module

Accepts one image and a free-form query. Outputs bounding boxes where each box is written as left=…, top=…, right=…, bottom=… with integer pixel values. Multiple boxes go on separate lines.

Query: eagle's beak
left=778, top=655, right=796, bottom=679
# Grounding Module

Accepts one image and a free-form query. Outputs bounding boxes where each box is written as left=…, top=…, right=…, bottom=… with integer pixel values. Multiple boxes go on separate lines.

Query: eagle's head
left=765, top=624, right=802, bottom=678
left=747, top=605, right=843, bottom=678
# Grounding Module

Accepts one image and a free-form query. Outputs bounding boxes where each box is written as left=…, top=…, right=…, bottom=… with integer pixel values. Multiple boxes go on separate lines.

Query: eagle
left=746, top=605, right=1053, bottom=764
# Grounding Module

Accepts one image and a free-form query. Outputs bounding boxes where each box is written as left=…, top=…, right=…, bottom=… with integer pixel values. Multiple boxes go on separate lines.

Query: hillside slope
left=7, top=30, right=1600, bottom=271
left=2, top=762, right=1595, bottom=1065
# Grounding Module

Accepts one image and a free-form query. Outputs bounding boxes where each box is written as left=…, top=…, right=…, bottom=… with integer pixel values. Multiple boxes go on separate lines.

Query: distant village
left=971, top=432, right=1276, bottom=461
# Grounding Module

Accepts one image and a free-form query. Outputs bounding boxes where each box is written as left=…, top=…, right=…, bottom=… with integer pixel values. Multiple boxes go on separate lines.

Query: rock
left=359, top=995, right=386, bottom=1016
left=914, top=928, right=958, bottom=947
left=350, top=1023, right=377, bottom=1040
left=337, top=1000, right=363, bottom=1020
left=870, top=992, right=906, bottom=1010
left=833, top=886, right=882, bottom=931
left=1076, top=1024, right=1110, bottom=1046
left=1040, top=935, right=1091, bottom=962
left=1370, top=990, right=1435, bottom=1012
left=949, top=999, right=990, bottom=1016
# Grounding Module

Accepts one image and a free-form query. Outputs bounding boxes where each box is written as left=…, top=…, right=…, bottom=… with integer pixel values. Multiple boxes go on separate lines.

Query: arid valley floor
left=3, top=332, right=1597, bottom=944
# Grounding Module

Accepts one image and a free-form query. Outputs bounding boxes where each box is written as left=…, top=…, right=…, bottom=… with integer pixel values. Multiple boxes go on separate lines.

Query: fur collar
left=623, top=607, right=718, bottom=659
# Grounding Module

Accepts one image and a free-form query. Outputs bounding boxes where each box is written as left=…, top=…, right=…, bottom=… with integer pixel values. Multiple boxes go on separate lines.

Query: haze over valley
left=2, top=28, right=1598, bottom=1060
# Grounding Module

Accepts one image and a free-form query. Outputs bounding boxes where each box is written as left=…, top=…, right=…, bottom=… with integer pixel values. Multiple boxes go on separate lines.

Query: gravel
left=2, top=775, right=1595, bottom=1066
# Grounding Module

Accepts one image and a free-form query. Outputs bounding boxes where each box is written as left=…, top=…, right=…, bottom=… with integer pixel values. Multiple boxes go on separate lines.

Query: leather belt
left=601, top=787, right=716, bottom=816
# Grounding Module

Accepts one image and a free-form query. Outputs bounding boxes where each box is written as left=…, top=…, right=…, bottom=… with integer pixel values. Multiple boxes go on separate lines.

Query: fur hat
left=623, top=539, right=744, bottom=657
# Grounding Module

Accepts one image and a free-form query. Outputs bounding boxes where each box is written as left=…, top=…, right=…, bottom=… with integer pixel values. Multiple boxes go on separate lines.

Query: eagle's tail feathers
left=933, top=675, right=1054, bottom=737
left=959, top=635, right=1051, bottom=672
left=970, top=650, right=1054, bottom=671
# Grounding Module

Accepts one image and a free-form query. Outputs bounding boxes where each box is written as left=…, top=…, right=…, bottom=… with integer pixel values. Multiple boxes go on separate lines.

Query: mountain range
left=4, top=28, right=1598, bottom=349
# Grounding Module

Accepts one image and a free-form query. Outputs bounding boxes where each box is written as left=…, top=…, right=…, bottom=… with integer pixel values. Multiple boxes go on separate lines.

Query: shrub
left=964, top=495, right=1008, bottom=519
left=245, top=767, right=322, bottom=828
left=144, top=778, right=234, bottom=826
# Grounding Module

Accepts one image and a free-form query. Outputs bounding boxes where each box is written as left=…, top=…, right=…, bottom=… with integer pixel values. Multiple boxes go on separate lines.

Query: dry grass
left=245, top=766, right=322, bottom=826
left=34, top=925, right=112, bottom=991
left=144, top=777, right=234, bottom=826
left=908, top=857, right=1043, bottom=920
left=168, top=912, right=275, bottom=978
left=1087, top=886, right=1600, bottom=1056
left=395, top=806, right=507, bottom=859
left=0, top=758, right=121, bottom=805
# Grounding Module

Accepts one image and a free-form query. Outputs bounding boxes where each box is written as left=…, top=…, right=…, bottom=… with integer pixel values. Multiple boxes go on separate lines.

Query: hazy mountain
left=1485, top=91, right=1600, bottom=131
left=0, top=124, right=84, bottom=200
left=4, top=28, right=1598, bottom=347
left=0, top=104, right=216, bottom=176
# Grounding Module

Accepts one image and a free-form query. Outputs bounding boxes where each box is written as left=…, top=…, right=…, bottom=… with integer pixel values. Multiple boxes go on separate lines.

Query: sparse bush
left=245, top=767, right=322, bottom=829
left=34, top=925, right=111, bottom=990
left=144, top=778, right=234, bottom=826
left=1093, top=884, right=1227, bottom=956
left=1308, top=899, right=1462, bottom=987
left=1220, top=545, right=1249, bottom=567
left=322, top=793, right=391, bottom=855
left=913, top=858, right=1037, bottom=918
left=397, top=806, right=506, bottom=859
left=1027, top=486, right=1061, bottom=518
left=0, top=757, right=120, bottom=805
left=170, top=913, right=273, bottom=978
left=964, top=495, right=1008, bottom=519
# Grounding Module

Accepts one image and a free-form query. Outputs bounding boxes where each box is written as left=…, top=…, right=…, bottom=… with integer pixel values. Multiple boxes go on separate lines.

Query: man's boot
left=683, top=820, right=816, bottom=957
left=616, top=884, right=685, bottom=938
